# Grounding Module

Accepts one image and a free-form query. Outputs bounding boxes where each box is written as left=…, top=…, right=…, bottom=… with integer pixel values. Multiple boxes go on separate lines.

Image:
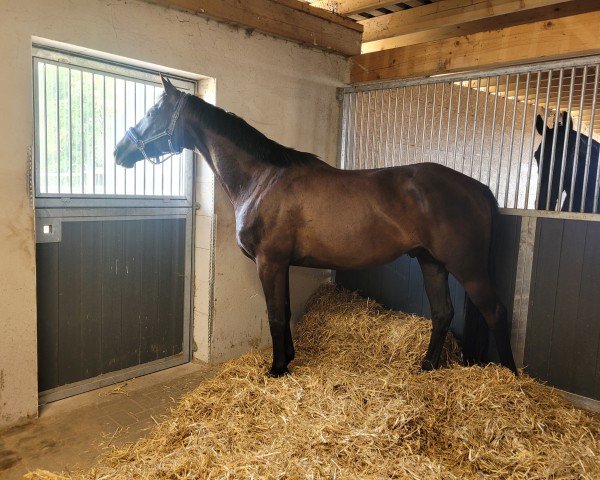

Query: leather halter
left=125, top=93, right=189, bottom=165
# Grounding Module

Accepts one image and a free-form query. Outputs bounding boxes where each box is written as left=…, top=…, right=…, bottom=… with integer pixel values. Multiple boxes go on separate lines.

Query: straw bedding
left=28, top=286, right=600, bottom=479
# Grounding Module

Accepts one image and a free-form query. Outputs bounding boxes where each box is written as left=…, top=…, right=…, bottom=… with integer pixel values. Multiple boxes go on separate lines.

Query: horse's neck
left=183, top=102, right=270, bottom=206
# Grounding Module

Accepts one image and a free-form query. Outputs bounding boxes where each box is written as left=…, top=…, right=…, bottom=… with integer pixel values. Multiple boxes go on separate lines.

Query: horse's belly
left=292, top=222, right=415, bottom=270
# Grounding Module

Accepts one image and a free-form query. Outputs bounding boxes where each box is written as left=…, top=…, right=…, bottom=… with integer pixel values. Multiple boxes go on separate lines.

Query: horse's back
left=281, top=161, right=495, bottom=270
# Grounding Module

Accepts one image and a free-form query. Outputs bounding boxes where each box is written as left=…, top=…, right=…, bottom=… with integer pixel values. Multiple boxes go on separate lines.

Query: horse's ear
left=535, top=115, right=546, bottom=135
left=160, top=74, right=178, bottom=97
left=562, top=111, right=573, bottom=130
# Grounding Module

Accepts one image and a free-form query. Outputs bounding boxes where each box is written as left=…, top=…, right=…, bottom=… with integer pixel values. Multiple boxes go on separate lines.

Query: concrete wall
left=0, top=0, right=347, bottom=429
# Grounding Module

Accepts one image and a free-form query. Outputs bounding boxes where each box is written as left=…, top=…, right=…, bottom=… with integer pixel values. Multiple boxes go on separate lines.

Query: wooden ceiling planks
left=351, top=12, right=600, bottom=82
left=360, top=0, right=600, bottom=53
left=141, top=0, right=363, bottom=56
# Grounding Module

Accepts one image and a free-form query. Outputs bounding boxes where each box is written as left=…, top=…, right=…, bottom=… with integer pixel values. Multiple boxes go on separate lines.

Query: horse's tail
left=462, top=186, right=498, bottom=365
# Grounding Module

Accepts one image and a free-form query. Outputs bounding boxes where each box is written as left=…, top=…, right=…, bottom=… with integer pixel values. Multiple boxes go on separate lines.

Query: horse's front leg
left=257, top=257, right=290, bottom=377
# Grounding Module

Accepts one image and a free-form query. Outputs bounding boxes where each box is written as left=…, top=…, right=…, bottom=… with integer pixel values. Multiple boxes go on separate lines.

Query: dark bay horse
left=114, top=76, right=517, bottom=376
left=535, top=111, right=600, bottom=213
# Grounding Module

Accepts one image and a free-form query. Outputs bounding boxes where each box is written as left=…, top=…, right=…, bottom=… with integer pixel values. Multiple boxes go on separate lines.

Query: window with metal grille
left=33, top=47, right=196, bottom=201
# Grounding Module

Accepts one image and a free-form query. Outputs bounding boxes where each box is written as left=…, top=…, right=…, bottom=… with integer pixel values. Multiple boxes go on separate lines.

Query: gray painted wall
left=525, top=217, right=600, bottom=400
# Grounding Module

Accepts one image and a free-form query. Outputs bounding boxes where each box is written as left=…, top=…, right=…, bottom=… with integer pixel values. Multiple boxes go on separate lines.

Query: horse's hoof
left=268, top=366, right=290, bottom=378
left=420, top=360, right=436, bottom=371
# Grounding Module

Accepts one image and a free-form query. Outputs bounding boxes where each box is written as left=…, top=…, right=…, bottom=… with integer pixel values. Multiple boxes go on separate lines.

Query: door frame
left=33, top=45, right=199, bottom=404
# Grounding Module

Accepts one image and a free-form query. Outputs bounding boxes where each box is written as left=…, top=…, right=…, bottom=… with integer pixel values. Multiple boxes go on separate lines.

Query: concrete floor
left=0, top=362, right=217, bottom=479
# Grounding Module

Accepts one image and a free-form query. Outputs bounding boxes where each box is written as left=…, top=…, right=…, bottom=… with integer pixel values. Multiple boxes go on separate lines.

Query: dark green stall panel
left=525, top=218, right=600, bottom=400
left=336, top=256, right=467, bottom=332
left=36, top=218, right=185, bottom=392
left=336, top=214, right=522, bottom=355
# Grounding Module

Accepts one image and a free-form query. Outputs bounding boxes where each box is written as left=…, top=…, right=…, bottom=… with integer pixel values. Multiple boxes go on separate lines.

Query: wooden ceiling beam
left=351, top=11, right=600, bottom=83
left=361, top=0, right=600, bottom=50
left=309, top=0, right=403, bottom=16
left=141, top=0, right=363, bottom=56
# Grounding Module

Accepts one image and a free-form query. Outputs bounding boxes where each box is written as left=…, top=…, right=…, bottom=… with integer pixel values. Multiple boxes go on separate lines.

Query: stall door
left=33, top=47, right=196, bottom=402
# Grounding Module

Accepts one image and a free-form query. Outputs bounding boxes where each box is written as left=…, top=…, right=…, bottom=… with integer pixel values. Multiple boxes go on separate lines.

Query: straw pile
left=28, top=286, right=600, bottom=479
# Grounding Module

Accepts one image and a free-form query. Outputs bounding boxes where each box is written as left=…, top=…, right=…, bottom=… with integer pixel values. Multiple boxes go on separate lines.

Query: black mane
left=189, top=95, right=319, bottom=166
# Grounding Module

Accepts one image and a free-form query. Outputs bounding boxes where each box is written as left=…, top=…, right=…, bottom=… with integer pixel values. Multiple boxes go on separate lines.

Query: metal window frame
left=32, top=45, right=197, bottom=209
left=338, top=54, right=600, bottom=220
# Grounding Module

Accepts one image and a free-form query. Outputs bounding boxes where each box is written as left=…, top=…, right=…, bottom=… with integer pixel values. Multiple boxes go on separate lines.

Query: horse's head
left=114, top=75, right=188, bottom=168
left=534, top=111, right=573, bottom=168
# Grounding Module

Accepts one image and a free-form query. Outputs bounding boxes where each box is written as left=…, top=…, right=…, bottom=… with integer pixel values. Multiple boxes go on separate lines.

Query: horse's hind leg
left=461, top=275, right=518, bottom=374
left=417, top=252, right=454, bottom=371
left=284, top=272, right=295, bottom=362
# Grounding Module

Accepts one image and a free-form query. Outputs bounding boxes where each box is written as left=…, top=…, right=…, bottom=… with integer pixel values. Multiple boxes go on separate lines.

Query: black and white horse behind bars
left=535, top=111, right=600, bottom=213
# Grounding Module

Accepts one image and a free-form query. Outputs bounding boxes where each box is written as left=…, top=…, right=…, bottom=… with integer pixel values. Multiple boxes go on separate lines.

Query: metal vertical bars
left=92, top=73, right=96, bottom=195
left=443, top=82, right=454, bottom=166
left=413, top=85, right=421, bottom=164
left=495, top=75, right=510, bottom=201
left=459, top=81, right=472, bottom=173
left=56, top=65, right=60, bottom=194
left=452, top=82, right=463, bottom=171
left=546, top=68, right=564, bottom=210
left=535, top=70, right=554, bottom=209
left=358, top=92, right=365, bottom=169
left=463, top=77, right=480, bottom=176
left=568, top=66, right=587, bottom=212
left=102, top=75, right=107, bottom=195
left=350, top=92, right=357, bottom=169
left=486, top=76, right=500, bottom=185
left=405, top=87, right=414, bottom=164
left=383, top=89, right=392, bottom=167
left=143, top=84, right=148, bottom=195
left=557, top=68, right=576, bottom=209
left=80, top=71, right=85, bottom=194
left=373, top=89, right=381, bottom=167
left=340, top=93, right=349, bottom=169
left=350, top=92, right=358, bottom=169
left=525, top=72, right=542, bottom=209
left=375, top=92, right=384, bottom=167
left=428, top=84, right=437, bottom=163
left=513, top=72, right=531, bottom=209
left=170, top=145, right=176, bottom=195
left=33, top=56, right=194, bottom=201
left=469, top=77, right=490, bottom=181
left=399, top=87, right=407, bottom=165
left=114, top=77, right=118, bottom=195
left=582, top=65, right=599, bottom=211
left=420, top=84, right=429, bottom=163
left=436, top=83, right=446, bottom=164
left=503, top=74, right=520, bottom=207
left=43, top=63, right=49, bottom=194
left=133, top=81, right=137, bottom=195
left=391, top=88, right=399, bottom=167
left=68, top=68, right=73, bottom=194
left=377, top=89, right=385, bottom=166
left=338, top=56, right=600, bottom=217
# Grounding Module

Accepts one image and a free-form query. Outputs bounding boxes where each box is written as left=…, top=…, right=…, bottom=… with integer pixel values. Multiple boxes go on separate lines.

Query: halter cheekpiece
left=125, top=93, right=189, bottom=165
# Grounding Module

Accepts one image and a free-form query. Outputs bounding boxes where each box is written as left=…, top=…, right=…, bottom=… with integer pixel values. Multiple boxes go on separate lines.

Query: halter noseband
left=125, top=93, right=189, bottom=165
